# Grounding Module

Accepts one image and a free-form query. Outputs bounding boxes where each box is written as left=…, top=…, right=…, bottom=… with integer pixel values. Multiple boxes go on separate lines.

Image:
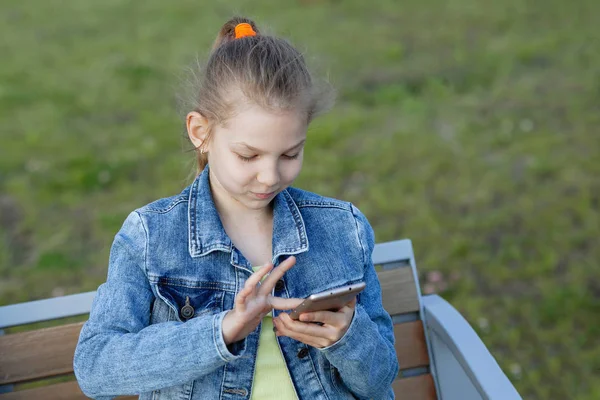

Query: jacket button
left=275, top=279, right=285, bottom=291
left=181, top=296, right=195, bottom=320
left=297, top=348, right=309, bottom=359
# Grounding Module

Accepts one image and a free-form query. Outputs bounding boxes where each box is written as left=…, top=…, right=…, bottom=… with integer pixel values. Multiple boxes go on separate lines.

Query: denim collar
left=187, top=165, right=309, bottom=263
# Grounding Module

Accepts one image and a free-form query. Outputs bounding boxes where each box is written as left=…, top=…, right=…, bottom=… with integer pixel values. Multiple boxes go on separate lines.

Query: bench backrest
left=0, top=239, right=437, bottom=400
left=373, top=240, right=438, bottom=399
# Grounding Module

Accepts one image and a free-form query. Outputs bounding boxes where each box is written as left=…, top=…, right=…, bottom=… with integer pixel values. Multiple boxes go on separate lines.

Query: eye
left=283, top=153, right=300, bottom=160
left=237, top=154, right=256, bottom=162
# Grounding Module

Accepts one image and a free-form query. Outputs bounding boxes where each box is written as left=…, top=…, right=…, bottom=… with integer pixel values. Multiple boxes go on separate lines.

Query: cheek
left=281, top=159, right=303, bottom=182
left=213, top=159, right=252, bottom=191
left=227, top=160, right=257, bottom=185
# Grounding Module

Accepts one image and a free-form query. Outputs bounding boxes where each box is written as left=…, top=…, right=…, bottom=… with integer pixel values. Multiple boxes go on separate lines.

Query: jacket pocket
left=146, top=279, right=211, bottom=399
left=153, top=278, right=225, bottom=323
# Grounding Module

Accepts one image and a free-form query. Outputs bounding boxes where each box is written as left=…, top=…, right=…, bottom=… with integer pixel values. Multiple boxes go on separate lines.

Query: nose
left=257, top=162, right=280, bottom=189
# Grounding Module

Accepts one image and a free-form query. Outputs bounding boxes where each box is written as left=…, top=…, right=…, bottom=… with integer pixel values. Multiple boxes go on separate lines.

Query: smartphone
left=289, top=282, right=366, bottom=320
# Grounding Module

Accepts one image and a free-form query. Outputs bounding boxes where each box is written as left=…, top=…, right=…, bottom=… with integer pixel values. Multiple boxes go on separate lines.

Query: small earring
left=199, top=147, right=205, bottom=154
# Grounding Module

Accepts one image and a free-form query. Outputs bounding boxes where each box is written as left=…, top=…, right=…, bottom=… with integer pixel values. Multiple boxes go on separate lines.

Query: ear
left=186, top=111, right=210, bottom=151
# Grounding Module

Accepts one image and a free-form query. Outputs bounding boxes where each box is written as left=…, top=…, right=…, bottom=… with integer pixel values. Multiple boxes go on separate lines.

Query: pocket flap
left=153, top=278, right=225, bottom=322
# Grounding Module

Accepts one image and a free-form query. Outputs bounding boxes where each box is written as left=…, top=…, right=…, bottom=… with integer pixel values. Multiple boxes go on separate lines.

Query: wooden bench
left=0, top=239, right=522, bottom=399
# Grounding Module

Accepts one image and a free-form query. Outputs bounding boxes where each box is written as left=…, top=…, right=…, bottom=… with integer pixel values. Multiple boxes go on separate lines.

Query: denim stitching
left=282, top=190, right=308, bottom=247
left=306, top=348, right=331, bottom=400
left=134, top=211, right=150, bottom=278
left=151, top=280, right=236, bottom=293
left=213, top=313, right=226, bottom=361
left=189, top=177, right=199, bottom=254
left=295, top=200, right=350, bottom=210
left=351, top=205, right=369, bottom=269
left=142, top=197, right=188, bottom=214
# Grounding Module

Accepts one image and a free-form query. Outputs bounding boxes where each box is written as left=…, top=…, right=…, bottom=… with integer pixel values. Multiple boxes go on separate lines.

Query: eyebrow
left=232, top=139, right=306, bottom=154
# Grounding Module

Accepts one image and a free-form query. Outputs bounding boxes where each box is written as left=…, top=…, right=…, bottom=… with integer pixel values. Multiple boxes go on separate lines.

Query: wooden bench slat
left=0, top=238, right=433, bottom=397
left=0, top=381, right=85, bottom=400
left=0, top=322, right=84, bottom=385
left=394, top=321, right=430, bottom=370
left=0, top=380, right=137, bottom=400
left=3, top=376, right=435, bottom=400
left=377, top=268, right=420, bottom=315
left=392, top=374, right=437, bottom=400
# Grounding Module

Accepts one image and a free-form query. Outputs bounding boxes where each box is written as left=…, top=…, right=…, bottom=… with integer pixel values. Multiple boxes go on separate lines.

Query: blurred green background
left=1, top=0, right=598, bottom=398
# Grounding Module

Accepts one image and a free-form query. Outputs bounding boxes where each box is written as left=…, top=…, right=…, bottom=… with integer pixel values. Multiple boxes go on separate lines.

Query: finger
left=340, top=298, right=357, bottom=318
left=345, top=297, right=357, bottom=309
left=276, top=326, right=327, bottom=348
left=258, top=256, right=296, bottom=295
left=245, top=263, right=274, bottom=291
left=269, top=296, right=304, bottom=310
left=235, top=286, right=253, bottom=313
left=277, top=312, right=336, bottom=340
left=259, top=256, right=295, bottom=294
left=299, top=310, right=344, bottom=326
left=273, top=317, right=333, bottom=348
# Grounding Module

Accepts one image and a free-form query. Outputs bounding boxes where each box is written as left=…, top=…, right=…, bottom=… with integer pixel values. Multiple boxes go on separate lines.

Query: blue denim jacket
left=73, top=166, right=398, bottom=399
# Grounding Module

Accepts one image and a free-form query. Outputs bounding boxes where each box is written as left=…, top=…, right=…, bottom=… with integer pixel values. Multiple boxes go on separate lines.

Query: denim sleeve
left=318, top=205, right=399, bottom=399
left=73, top=211, right=246, bottom=398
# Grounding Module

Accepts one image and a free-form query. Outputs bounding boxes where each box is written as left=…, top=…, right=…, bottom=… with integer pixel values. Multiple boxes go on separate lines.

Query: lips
left=253, top=191, right=276, bottom=199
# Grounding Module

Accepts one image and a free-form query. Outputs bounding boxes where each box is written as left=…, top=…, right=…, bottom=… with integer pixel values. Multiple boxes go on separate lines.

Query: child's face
left=207, top=104, right=307, bottom=211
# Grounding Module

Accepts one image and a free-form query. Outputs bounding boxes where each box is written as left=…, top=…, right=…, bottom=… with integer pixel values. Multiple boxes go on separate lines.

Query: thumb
left=345, top=297, right=357, bottom=309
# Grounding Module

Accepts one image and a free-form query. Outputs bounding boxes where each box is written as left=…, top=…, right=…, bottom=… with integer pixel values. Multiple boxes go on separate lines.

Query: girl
left=74, top=16, right=398, bottom=400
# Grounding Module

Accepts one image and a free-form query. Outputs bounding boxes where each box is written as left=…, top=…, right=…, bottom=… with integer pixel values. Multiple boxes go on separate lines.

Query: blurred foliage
left=1, top=0, right=599, bottom=398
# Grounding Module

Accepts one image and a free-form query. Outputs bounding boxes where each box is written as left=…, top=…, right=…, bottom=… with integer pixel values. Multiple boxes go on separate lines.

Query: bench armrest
left=422, top=295, right=522, bottom=400
left=0, top=291, right=97, bottom=329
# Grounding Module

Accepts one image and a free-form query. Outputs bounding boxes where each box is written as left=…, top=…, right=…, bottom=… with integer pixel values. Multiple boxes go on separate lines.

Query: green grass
left=1, top=0, right=599, bottom=398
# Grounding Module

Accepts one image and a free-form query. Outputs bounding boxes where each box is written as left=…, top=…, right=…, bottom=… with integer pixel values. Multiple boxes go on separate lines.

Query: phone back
left=289, top=282, right=366, bottom=319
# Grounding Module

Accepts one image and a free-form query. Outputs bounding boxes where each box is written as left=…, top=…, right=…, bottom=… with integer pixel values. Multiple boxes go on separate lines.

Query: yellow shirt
left=251, top=266, right=298, bottom=399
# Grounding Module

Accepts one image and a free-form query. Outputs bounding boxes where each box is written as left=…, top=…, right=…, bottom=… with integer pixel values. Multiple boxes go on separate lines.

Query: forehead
left=220, top=104, right=307, bottom=149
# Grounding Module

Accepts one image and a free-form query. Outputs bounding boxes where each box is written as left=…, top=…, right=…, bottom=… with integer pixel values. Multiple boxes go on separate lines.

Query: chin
left=232, top=194, right=267, bottom=208
left=248, top=196, right=273, bottom=205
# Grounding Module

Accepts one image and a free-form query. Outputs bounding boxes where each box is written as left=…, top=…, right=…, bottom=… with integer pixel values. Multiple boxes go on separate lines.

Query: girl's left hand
left=273, top=298, right=357, bottom=348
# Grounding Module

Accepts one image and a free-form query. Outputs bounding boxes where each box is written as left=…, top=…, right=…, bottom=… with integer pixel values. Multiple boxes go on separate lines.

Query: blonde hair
left=181, top=16, right=334, bottom=176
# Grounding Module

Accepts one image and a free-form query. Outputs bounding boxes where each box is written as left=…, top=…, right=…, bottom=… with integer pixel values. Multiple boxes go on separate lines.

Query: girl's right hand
left=221, top=255, right=303, bottom=345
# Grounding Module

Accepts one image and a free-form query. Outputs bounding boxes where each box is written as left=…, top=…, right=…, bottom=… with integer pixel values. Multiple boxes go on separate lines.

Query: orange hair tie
left=234, top=23, right=256, bottom=39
